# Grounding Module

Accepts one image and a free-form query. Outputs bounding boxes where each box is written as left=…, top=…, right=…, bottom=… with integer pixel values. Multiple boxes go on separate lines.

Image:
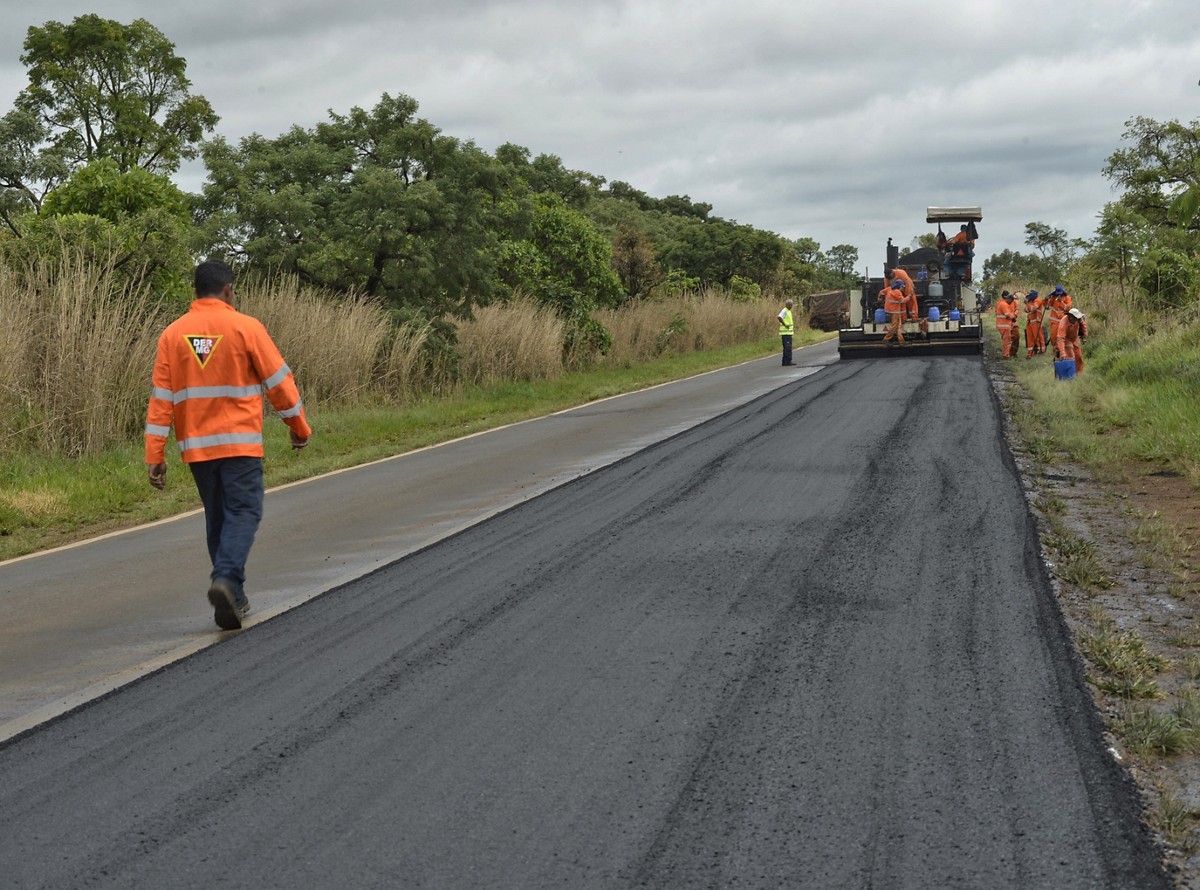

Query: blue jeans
left=188, top=457, right=264, bottom=603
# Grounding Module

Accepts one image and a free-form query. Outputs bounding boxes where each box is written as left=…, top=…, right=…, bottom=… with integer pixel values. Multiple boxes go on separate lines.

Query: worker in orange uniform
left=994, top=290, right=1020, bottom=358
left=885, top=266, right=915, bottom=300
left=146, top=260, right=312, bottom=630
left=1024, top=289, right=1046, bottom=357
left=942, top=224, right=977, bottom=279
left=1045, top=285, right=1073, bottom=358
left=881, top=280, right=909, bottom=344
left=1056, top=307, right=1088, bottom=375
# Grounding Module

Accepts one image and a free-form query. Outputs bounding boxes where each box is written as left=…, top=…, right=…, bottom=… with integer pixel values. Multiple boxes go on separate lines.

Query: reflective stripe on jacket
left=778, top=308, right=794, bottom=335
left=1024, top=297, right=1045, bottom=324
left=994, top=298, right=1019, bottom=330
left=884, top=287, right=908, bottom=315
left=145, top=298, right=312, bottom=464
left=1048, top=294, right=1073, bottom=326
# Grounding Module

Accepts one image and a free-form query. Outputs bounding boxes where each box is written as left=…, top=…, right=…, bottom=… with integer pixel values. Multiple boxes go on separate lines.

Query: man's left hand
left=148, top=463, right=167, bottom=490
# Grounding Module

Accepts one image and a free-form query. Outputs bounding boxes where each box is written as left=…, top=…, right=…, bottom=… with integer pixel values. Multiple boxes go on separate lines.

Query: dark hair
left=194, top=260, right=235, bottom=297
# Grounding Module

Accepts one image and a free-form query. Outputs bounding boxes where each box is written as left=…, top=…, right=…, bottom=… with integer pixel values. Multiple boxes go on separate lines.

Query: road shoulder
left=988, top=355, right=1199, bottom=887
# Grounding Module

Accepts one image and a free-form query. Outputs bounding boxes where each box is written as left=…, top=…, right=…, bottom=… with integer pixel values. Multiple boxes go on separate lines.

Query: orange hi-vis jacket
left=1024, top=296, right=1045, bottom=324
left=887, top=268, right=915, bottom=299
left=994, top=296, right=1019, bottom=331
left=1056, top=314, right=1087, bottom=355
left=883, top=285, right=909, bottom=316
left=145, top=298, right=312, bottom=465
left=1047, top=293, right=1073, bottom=328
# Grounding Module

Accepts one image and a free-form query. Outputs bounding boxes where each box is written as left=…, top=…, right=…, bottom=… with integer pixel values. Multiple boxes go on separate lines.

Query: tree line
left=982, top=116, right=1200, bottom=312
left=0, top=14, right=860, bottom=354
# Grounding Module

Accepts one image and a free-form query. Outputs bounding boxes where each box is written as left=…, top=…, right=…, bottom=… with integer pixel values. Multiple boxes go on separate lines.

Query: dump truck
left=805, top=289, right=848, bottom=332
left=837, top=207, right=984, bottom=358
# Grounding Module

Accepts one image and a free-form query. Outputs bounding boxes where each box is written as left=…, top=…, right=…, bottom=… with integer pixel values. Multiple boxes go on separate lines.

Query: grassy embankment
left=990, top=279, right=1200, bottom=848
left=0, top=258, right=827, bottom=561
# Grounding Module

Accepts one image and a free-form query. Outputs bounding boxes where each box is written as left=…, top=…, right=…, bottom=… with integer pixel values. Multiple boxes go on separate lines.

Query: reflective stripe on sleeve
left=145, top=423, right=171, bottom=437
left=277, top=401, right=304, bottom=419
left=151, top=387, right=173, bottom=401
left=177, top=432, right=263, bottom=453
left=172, top=384, right=263, bottom=403
left=262, top=364, right=292, bottom=390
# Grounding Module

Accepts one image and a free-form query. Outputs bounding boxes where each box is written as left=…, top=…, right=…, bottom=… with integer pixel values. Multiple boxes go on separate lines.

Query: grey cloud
left=2, top=0, right=1200, bottom=268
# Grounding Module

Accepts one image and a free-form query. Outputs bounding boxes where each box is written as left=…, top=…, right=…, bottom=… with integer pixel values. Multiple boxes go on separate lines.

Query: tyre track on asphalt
left=0, top=356, right=1166, bottom=889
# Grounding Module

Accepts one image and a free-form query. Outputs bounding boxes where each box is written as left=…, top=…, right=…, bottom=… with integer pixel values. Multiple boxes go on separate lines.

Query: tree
left=1022, top=221, right=1086, bottom=282
left=498, top=191, right=624, bottom=314
left=1090, top=202, right=1150, bottom=299
left=981, top=248, right=1056, bottom=288
left=911, top=233, right=938, bottom=250
left=0, top=14, right=217, bottom=224
left=610, top=225, right=662, bottom=299
left=660, top=218, right=784, bottom=290
left=1138, top=247, right=1199, bottom=310
left=825, top=244, right=859, bottom=280
left=197, top=93, right=502, bottom=318
left=1, top=158, right=195, bottom=301
left=1103, top=116, right=1200, bottom=230
left=495, top=143, right=604, bottom=208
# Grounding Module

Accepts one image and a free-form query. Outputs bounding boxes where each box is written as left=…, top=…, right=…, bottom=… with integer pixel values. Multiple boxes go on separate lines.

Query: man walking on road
left=778, top=299, right=795, bottom=365
left=145, top=260, right=312, bottom=630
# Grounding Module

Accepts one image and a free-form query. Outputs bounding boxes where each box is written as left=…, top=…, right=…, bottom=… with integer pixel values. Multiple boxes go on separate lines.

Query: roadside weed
left=1158, top=793, right=1199, bottom=851
left=1080, top=610, right=1169, bottom=700
left=1118, top=706, right=1193, bottom=755
left=1048, top=534, right=1111, bottom=591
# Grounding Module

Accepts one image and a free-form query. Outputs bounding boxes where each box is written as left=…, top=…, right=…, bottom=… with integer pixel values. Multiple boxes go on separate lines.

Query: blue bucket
left=873, top=308, right=887, bottom=324
left=1054, top=359, right=1076, bottom=380
left=948, top=309, right=961, bottom=321
left=928, top=306, right=941, bottom=322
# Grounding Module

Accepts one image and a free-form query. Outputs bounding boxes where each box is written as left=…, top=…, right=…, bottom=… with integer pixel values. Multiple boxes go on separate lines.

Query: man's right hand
left=290, top=431, right=310, bottom=451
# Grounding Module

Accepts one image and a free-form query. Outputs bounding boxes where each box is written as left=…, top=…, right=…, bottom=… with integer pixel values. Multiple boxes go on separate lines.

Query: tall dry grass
left=457, top=298, right=565, bottom=387
left=1065, top=269, right=1136, bottom=338
left=235, top=276, right=393, bottom=405
left=0, top=259, right=780, bottom=460
left=384, top=319, right=434, bottom=402
left=595, top=289, right=776, bottom=367
left=0, top=251, right=166, bottom=456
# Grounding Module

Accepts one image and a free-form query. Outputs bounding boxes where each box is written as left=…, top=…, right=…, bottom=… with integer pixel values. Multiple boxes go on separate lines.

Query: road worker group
left=994, top=284, right=1087, bottom=374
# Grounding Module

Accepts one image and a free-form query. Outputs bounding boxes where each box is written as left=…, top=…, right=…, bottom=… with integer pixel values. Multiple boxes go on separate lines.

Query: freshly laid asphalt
left=0, top=344, right=1167, bottom=888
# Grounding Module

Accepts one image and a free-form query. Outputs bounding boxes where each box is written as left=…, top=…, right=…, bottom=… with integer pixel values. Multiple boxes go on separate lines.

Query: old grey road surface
left=0, top=354, right=1165, bottom=889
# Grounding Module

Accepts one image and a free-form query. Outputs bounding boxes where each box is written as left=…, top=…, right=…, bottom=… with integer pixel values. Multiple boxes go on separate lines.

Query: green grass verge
left=992, top=320, right=1200, bottom=484
left=0, top=335, right=825, bottom=561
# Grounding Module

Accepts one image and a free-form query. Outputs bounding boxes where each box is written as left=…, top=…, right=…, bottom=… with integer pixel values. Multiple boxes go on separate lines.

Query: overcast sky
left=2, top=0, right=1198, bottom=276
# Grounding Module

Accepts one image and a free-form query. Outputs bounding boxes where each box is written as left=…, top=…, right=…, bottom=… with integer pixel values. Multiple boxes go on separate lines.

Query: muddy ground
left=990, top=357, right=1200, bottom=888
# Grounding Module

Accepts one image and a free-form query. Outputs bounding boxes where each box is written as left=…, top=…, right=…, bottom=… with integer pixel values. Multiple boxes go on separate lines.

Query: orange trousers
left=1062, top=342, right=1084, bottom=374
left=1026, top=322, right=1045, bottom=357
left=882, top=312, right=905, bottom=343
left=998, top=326, right=1018, bottom=358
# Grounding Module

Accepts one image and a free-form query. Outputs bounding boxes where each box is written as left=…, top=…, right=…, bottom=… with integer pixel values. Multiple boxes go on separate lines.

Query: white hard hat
left=1068, top=307, right=1084, bottom=320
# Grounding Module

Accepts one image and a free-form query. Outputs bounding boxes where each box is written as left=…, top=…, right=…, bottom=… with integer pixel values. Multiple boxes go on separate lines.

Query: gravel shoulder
left=989, top=354, right=1200, bottom=888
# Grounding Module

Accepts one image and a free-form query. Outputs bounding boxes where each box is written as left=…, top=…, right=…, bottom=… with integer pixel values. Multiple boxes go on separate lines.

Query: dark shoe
left=208, top=578, right=247, bottom=630
left=782, top=362, right=795, bottom=366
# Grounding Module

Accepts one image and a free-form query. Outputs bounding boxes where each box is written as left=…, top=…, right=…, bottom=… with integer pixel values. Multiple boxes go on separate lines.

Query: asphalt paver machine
left=838, top=207, right=984, bottom=358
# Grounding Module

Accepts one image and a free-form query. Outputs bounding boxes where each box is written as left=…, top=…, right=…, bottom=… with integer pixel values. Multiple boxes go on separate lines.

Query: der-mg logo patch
left=185, top=334, right=223, bottom=369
